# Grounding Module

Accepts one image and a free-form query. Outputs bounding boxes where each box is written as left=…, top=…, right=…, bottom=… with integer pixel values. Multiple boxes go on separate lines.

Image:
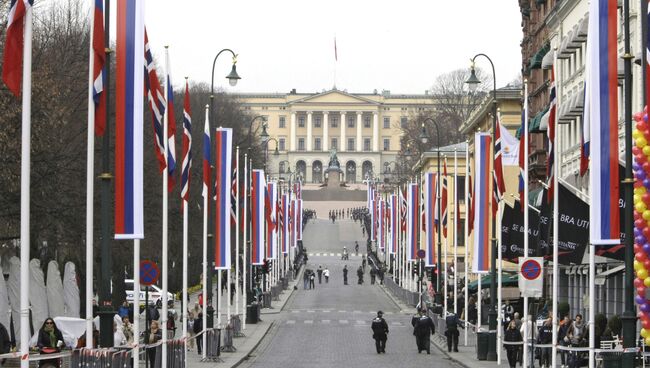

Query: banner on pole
left=214, top=128, right=232, bottom=269
left=251, top=170, right=265, bottom=265
left=266, top=181, right=278, bottom=260
left=407, top=183, right=419, bottom=261
left=424, top=172, right=437, bottom=267
left=472, top=133, right=491, bottom=273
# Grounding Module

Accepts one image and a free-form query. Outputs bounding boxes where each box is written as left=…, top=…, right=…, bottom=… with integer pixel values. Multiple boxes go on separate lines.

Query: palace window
left=315, top=138, right=322, bottom=151
left=279, top=138, right=286, bottom=151
left=347, top=138, right=355, bottom=151
left=383, top=138, right=390, bottom=151
left=279, top=116, right=286, bottom=128
left=383, top=117, right=390, bottom=129
left=364, top=138, right=371, bottom=152
left=331, top=138, right=338, bottom=150
left=298, top=116, right=305, bottom=128
left=348, top=118, right=355, bottom=128
left=400, top=116, right=408, bottom=128
left=298, top=138, right=305, bottom=151
left=331, top=117, right=339, bottom=128
left=315, top=117, right=321, bottom=128
left=364, top=116, right=371, bottom=128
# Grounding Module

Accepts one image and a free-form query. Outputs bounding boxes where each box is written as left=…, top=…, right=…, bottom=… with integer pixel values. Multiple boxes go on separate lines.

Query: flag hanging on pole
left=407, top=183, right=419, bottom=261
left=424, top=173, right=437, bottom=267
left=180, top=80, right=192, bottom=203
left=91, top=0, right=106, bottom=135
left=251, top=170, right=266, bottom=265
left=494, top=115, right=506, bottom=196
left=585, top=0, right=620, bottom=244
left=518, top=108, right=527, bottom=211
left=546, top=65, right=557, bottom=203
left=334, top=36, right=338, bottom=61
left=291, top=198, right=298, bottom=248
left=115, top=0, right=144, bottom=240
left=144, top=30, right=167, bottom=173
left=165, top=52, right=177, bottom=192
left=389, top=194, right=399, bottom=254
left=266, top=181, right=278, bottom=260
left=400, top=187, right=407, bottom=232
left=2, top=0, right=34, bottom=97
left=214, top=128, right=232, bottom=269
left=442, top=160, right=449, bottom=237
left=282, top=193, right=290, bottom=254
left=473, top=133, right=491, bottom=273
left=296, top=199, right=303, bottom=240
left=202, top=109, right=211, bottom=198
left=467, top=163, right=474, bottom=234
left=231, top=159, right=238, bottom=225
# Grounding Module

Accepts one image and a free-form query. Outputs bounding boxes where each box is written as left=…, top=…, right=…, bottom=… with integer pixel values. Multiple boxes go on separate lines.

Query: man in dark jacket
left=411, top=308, right=435, bottom=354
left=445, top=313, right=460, bottom=352
left=357, top=266, right=364, bottom=285
left=0, top=322, right=11, bottom=364
left=537, top=318, right=553, bottom=367
left=370, top=311, right=389, bottom=354
left=343, top=265, right=348, bottom=285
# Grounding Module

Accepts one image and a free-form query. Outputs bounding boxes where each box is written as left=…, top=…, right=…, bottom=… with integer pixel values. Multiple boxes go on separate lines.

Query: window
left=383, top=138, right=390, bottom=151
left=364, top=116, right=371, bottom=128
left=315, top=138, right=322, bottom=151
left=457, top=221, right=465, bottom=247
left=348, top=117, right=355, bottom=128
left=457, top=176, right=465, bottom=203
left=279, top=116, right=286, bottom=128
left=315, top=117, right=322, bottom=128
left=279, top=162, right=286, bottom=174
left=298, top=138, right=305, bottom=151
left=383, top=117, right=390, bottom=129
left=279, top=138, right=286, bottom=151
left=331, top=117, right=339, bottom=128
left=347, top=138, right=355, bottom=151
left=363, top=138, right=371, bottom=151
left=298, top=116, right=305, bottom=128
left=331, top=138, right=338, bottom=150
left=400, top=116, right=408, bottom=128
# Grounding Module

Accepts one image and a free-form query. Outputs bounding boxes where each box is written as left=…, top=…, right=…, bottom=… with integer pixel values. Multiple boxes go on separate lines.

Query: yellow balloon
left=637, top=187, right=648, bottom=195
left=645, top=336, right=650, bottom=346
left=643, top=210, right=650, bottom=221
left=642, top=328, right=649, bottom=338
left=637, top=137, right=648, bottom=147
left=638, top=269, right=648, bottom=280
left=636, top=260, right=643, bottom=271
left=644, top=277, right=650, bottom=287
left=634, top=130, right=642, bottom=140
left=644, top=145, right=650, bottom=156
left=635, top=194, right=642, bottom=203
left=637, top=202, right=647, bottom=213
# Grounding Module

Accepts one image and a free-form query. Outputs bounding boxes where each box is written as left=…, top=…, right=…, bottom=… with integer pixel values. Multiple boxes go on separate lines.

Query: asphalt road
left=239, top=218, right=461, bottom=368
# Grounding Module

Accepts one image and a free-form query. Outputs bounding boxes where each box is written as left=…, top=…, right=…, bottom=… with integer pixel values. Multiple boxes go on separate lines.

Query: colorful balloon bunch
left=633, top=108, right=650, bottom=345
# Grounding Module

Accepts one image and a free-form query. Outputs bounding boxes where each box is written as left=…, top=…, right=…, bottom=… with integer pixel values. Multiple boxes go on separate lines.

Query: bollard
left=220, top=323, right=237, bottom=352
left=231, top=314, right=245, bottom=337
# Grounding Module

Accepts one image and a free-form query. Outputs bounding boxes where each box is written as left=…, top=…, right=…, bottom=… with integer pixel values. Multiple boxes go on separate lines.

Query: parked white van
left=124, top=279, right=174, bottom=307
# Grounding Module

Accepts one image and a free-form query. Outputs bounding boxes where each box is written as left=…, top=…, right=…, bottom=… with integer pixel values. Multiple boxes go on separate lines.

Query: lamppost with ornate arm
left=465, top=53, right=498, bottom=361
left=207, top=49, right=240, bottom=328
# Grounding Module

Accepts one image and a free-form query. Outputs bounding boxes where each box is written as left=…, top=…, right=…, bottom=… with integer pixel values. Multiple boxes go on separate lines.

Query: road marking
left=286, top=320, right=295, bottom=324
left=390, top=322, right=403, bottom=326
left=291, top=310, right=300, bottom=313
left=339, top=320, right=349, bottom=324
left=338, top=310, right=346, bottom=313
left=356, top=320, right=366, bottom=325
left=307, top=310, right=315, bottom=313
left=322, top=320, right=330, bottom=324
left=322, top=310, right=331, bottom=313
left=353, top=310, right=362, bottom=313
left=329, top=253, right=335, bottom=256
left=304, top=320, right=313, bottom=324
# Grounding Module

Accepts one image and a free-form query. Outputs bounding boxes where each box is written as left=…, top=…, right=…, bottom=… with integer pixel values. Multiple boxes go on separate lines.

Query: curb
left=378, top=283, right=413, bottom=314
left=430, top=338, right=472, bottom=368
left=230, top=320, right=275, bottom=368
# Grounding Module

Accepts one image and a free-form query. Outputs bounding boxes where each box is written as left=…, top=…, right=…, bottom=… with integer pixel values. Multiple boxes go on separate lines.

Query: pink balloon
left=643, top=318, right=650, bottom=330
left=638, top=286, right=647, bottom=297
left=643, top=227, right=650, bottom=239
left=635, top=112, right=645, bottom=122
left=636, top=278, right=645, bottom=288
left=638, top=252, right=649, bottom=262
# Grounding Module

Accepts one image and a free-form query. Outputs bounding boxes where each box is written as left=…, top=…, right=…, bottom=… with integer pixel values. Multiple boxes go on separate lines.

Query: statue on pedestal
left=327, top=148, right=341, bottom=170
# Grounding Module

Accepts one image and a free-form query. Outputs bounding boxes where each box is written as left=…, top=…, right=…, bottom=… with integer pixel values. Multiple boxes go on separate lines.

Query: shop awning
left=468, top=273, right=519, bottom=293
left=528, top=43, right=550, bottom=70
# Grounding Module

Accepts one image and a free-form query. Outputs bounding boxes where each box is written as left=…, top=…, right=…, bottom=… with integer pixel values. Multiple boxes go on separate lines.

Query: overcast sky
left=76, top=0, right=523, bottom=94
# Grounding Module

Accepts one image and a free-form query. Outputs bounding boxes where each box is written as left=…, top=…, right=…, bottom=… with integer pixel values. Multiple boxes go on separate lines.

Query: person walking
left=411, top=308, right=435, bottom=354
left=355, top=241, right=359, bottom=254
left=558, top=315, right=572, bottom=368
left=193, top=313, right=203, bottom=355
left=317, top=266, right=323, bottom=284
left=309, top=271, right=316, bottom=289
left=371, top=311, right=389, bottom=354
left=303, top=270, right=309, bottom=290
left=504, top=320, right=522, bottom=368
left=370, top=268, right=376, bottom=285
left=323, top=267, right=330, bottom=283
left=537, top=317, right=553, bottom=368
left=445, top=313, right=460, bottom=352
left=343, top=265, right=348, bottom=285
left=357, top=266, right=364, bottom=285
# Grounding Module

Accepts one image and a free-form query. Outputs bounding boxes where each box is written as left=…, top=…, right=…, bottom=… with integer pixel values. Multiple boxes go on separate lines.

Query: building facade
left=235, top=88, right=438, bottom=184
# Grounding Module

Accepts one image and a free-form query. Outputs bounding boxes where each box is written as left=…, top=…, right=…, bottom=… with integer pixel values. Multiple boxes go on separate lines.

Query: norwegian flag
left=165, top=50, right=177, bottom=192
left=467, top=163, right=474, bottom=234
left=202, top=108, right=211, bottom=198
left=293, top=182, right=302, bottom=200
left=231, top=159, right=238, bottom=225
left=546, top=65, right=557, bottom=203
left=494, top=115, right=506, bottom=197
left=442, top=161, right=448, bottom=237
left=492, top=171, right=501, bottom=219
left=2, top=0, right=33, bottom=97
left=180, top=80, right=192, bottom=203
left=91, top=0, right=106, bottom=135
left=144, top=30, right=167, bottom=173
left=400, top=186, right=407, bottom=232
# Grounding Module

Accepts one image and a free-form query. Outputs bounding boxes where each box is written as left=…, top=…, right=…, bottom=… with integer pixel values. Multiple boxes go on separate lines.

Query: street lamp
left=418, top=118, right=443, bottom=303
left=465, top=53, right=498, bottom=361
left=207, top=48, right=240, bottom=328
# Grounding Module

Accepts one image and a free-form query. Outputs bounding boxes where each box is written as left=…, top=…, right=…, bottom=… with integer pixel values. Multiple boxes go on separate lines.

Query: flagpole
left=522, top=79, right=530, bottom=368
left=202, top=105, right=209, bottom=360
left=497, top=189, right=503, bottom=365
left=133, top=239, right=140, bottom=368
left=181, top=77, right=190, bottom=360
left=85, top=4, right=96, bottom=349
left=454, top=149, right=458, bottom=316
left=443, top=157, right=448, bottom=316
left=217, top=267, right=222, bottom=327
left=551, top=49, right=560, bottom=368
left=234, top=146, right=240, bottom=319
left=242, top=153, right=248, bottom=330
left=161, top=46, right=170, bottom=368
left=19, top=4, right=33, bottom=367
left=464, top=140, right=469, bottom=346
left=182, top=199, right=188, bottom=345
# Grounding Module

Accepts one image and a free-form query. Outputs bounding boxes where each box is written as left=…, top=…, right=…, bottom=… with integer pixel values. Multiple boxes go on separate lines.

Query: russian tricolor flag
left=296, top=199, right=303, bottom=241
left=214, top=128, right=232, bottom=269
left=389, top=194, right=399, bottom=255
left=424, top=173, right=437, bottom=267
left=282, top=193, right=290, bottom=254
left=472, top=133, right=491, bottom=273
left=114, top=0, right=144, bottom=240
left=407, top=183, right=419, bottom=261
left=251, top=170, right=266, bottom=265
left=585, top=0, right=620, bottom=245
left=291, top=199, right=298, bottom=248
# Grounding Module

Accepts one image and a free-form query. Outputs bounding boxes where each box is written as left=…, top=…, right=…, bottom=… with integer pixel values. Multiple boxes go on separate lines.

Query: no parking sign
left=518, top=257, right=543, bottom=298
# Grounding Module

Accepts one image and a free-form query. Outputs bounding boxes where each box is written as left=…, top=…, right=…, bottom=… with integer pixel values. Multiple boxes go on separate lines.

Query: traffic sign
left=520, top=259, right=542, bottom=280
left=140, top=260, right=160, bottom=286
left=417, top=249, right=426, bottom=259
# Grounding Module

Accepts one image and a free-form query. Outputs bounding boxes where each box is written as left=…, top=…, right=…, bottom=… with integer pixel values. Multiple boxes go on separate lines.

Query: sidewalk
left=185, top=273, right=300, bottom=368
left=378, top=276, right=497, bottom=368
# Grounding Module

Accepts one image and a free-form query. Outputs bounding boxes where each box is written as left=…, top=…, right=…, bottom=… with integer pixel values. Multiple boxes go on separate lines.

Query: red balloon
left=638, top=311, right=646, bottom=319
left=637, top=155, right=647, bottom=165
left=644, top=259, right=650, bottom=270
left=636, top=213, right=643, bottom=222
left=636, top=244, right=643, bottom=254
left=634, top=146, right=642, bottom=156
left=638, top=286, right=647, bottom=297
left=643, top=318, right=650, bottom=330
left=638, top=121, right=645, bottom=129
left=636, top=219, right=645, bottom=229
left=635, top=112, right=645, bottom=122
left=638, top=252, right=648, bottom=262
left=636, top=182, right=645, bottom=189
left=636, top=278, right=644, bottom=288
left=643, top=227, right=650, bottom=239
